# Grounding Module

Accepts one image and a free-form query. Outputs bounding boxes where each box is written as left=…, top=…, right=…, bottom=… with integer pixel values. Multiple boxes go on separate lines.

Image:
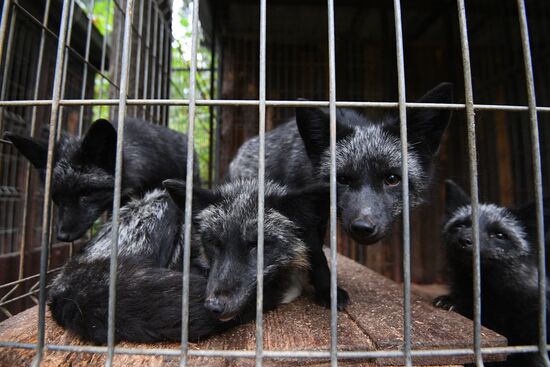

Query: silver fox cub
left=229, top=83, right=453, bottom=310
left=435, top=180, right=550, bottom=367
left=229, top=83, right=453, bottom=246
left=4, top=118, right=199, bottom=242
left=48, top=178, right=327, bottom=343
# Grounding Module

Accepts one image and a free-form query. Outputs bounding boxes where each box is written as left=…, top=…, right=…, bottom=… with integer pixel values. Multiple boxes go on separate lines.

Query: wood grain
left=0, top=253, right=506, bottom=366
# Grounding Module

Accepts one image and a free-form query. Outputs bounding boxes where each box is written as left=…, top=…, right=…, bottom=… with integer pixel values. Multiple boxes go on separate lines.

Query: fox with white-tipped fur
left=229, top=83, right=453, bottom=308
left=229, top=83, right=454, bottom=246
left=48, top=178, right=329, bottom=343
left=435, top=180, right=550, bottom=367
left=4, top=118, right=200, bottom=242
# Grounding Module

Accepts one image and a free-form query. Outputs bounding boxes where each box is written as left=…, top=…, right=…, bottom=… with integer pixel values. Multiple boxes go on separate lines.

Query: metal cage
left=0, top=0, right=548, bottom=366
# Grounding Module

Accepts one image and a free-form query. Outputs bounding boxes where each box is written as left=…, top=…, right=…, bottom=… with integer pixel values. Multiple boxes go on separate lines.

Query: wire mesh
left=0, top=0, right=548, bottom=366
left=391, top=0, right=412, bottom=365
left=326, top=1, right=339, bottom=366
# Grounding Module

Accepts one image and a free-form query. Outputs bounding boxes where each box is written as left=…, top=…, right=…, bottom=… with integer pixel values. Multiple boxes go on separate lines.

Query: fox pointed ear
left=3, top=132, right=48, bottom=172
left=272, top=183, right=329, bottom=227
left=445, top=180, right=470, bottom=218
left=407, top=82, right=453, bottom=156
left=296, top=102, right=353, bottom=165
left=79, top=119, right=117, bottom=173
left=163, top=179, right=222, bottom=213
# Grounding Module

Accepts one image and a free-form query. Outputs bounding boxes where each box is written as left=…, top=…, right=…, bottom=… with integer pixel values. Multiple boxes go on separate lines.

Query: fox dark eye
left=337, top=175, right=352, bottom=185
left=384, top=174, right=401, bottom=187
left=491, top=232, right=507, bottom=240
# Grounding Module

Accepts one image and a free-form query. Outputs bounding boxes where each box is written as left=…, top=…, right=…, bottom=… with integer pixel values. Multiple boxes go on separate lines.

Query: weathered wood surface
left=0, top=253, right=506, bottom=366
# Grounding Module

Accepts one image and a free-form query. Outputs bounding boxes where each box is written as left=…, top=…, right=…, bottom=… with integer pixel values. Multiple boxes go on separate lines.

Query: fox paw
left=316, top=286, right=350, bottom=311
left=433, top=295, right=456, bottom=311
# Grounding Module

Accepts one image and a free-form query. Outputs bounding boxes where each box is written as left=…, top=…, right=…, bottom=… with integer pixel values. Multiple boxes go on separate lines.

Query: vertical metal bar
left=142, top=0, right=152, bottom=119
left=162, top=24, right=170, bottom=125
left=105, top=0, right=135, bottom=365
left=77, top=0, right=96, bottom=135
left=57, top=0, right=76, bottom=137
left=150, top=5, right=158, bottom=122
left=0, top=0, right=12, bottom=70
left=156, top=19, right=164, bottom=123
left=327, top=0, right=338, bottom=366
left=392, top=0, right=411, bottom=365
left=393, top=0, right=412, bottom=366
left=516, top=1, right=549, bottom=365
left=30, top=0, right=72, bottom=365
left=256, top=0, right=267, bottom=366
left=0, top=5, right=16, bottom=132
left=208, top=23, right=216, bottom=188
left=110, top=1, right=122, bottom=121
left=76, top=0, right=97, bottom=263
left=179, top=0, right=200, bottom=365
left=134, top=0, right=144, bottom=117
left=214, top=38, right=222, bottom=186
left=456, top=1, right=483, bottom=366
left=18, top=0, right=53, bottom=292
left=98, top=0, right=112, bottom=117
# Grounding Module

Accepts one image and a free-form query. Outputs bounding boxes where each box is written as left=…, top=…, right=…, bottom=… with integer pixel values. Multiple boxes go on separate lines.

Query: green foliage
left=91, top=0, right=114, bottom=36
left=169, top=2, right=215, bottom=185
left=90, top=0, right=113, bottom=121
left=88, top=0, right=215, bottom=185
left=169, top=41, right=215, bottom=185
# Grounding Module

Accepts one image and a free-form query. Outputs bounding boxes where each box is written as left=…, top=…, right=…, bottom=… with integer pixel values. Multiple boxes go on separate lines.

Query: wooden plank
left=190, top=297, right=375, bottom=367
left=0, top=253, right=506, bottom=366
left=0, top=300, right=375, bottom=367
left=337, top=254, right=507, bottom=365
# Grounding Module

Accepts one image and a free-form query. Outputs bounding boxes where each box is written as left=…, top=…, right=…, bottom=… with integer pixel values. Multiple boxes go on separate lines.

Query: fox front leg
left=305, top=229, right=350, bottom=310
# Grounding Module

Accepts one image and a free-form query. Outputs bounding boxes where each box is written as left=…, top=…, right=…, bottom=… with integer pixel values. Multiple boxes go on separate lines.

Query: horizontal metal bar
left=0, top=267, right=61, bottom=289
left=0, top=342, right=545, bottom=359
left=0, top=288, right=39, bottom=307
left=1, top=99, right=550, bottom=112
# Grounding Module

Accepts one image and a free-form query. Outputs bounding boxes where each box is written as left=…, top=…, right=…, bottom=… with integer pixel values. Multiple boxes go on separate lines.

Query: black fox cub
left=435, top=180, right=550, bottom=367
left=228, top=83, right=453, bottom=309
left=4, top=118, right=199, bottom=242
left=229, top=83, right=453, bottom=246
left=48, top=178, right=330, bottom=343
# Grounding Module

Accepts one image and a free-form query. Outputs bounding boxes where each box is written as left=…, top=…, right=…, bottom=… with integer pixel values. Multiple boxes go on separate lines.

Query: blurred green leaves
left=88, top=0, right=215, bottom=184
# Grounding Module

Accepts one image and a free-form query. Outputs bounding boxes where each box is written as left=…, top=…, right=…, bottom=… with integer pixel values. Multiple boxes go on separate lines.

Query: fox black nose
left=350, top=219, right=377, bottom=237
left=57, top=231, right=71, bottom=242
left=204, top=297, right=225, bottom=315
left=458, top=237, right=472, bottom=247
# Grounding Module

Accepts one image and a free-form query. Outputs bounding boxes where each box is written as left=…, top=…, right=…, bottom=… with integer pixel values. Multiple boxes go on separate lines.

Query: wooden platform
left=0, top=253, right=507, bottom=366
